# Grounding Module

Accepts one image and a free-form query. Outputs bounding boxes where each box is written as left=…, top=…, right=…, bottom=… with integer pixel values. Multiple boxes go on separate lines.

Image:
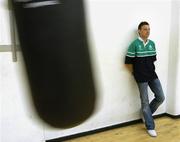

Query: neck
left=140, top=36, right=148, bottom=43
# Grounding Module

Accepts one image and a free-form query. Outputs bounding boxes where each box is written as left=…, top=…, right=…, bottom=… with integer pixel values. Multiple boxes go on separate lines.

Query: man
left=125, top=21, right=165, bottom=137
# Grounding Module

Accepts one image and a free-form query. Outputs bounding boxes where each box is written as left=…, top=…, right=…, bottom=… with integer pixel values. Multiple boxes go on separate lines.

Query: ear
left=138, top=29, right=140, bottom=35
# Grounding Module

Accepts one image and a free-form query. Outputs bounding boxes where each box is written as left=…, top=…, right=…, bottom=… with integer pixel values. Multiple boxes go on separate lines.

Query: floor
left=65, top=116, right=180, bottom=142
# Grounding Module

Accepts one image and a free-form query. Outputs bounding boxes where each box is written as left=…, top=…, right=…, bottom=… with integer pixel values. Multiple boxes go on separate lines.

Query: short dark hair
left=138, top=21, right=149, bottom=30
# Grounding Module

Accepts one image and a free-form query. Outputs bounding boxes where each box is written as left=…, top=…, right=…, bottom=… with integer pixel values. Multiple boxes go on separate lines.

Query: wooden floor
left=65, top=116, right=180, bottom=142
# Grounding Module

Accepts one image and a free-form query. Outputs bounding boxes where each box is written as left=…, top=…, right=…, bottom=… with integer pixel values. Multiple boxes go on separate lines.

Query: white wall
left=173, top=0, right=180, bottom=115
left=0, top=0, right=177, bottom=142
left=166, top=0, right=180, bottom=115
left=0, top=0, right=11, bottom=45
left=0, top=53, right=46, bottom=142
left=45, top=0, right=171, bottom=140
left=177, top=8, right=180, bottom=114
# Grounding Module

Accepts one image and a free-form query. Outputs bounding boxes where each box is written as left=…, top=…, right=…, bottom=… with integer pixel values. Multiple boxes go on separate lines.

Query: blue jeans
left=137, top=78, right=165, bottom=130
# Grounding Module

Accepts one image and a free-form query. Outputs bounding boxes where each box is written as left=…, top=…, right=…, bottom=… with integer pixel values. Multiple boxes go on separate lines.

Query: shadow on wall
left=10, top=0, right=96, bottom=128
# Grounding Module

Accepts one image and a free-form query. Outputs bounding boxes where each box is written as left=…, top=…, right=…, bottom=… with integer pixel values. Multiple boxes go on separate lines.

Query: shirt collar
left=138, top=37, right=149, bottom=46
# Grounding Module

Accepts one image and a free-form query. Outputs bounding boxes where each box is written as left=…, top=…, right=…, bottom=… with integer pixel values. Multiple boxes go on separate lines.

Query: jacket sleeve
left=125, top=42, right=135, bottom=64
left=152, top=42, right=157, bottom=62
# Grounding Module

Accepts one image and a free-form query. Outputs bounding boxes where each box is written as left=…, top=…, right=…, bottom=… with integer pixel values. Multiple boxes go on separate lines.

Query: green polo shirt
left=125, top=38, right=158, bottom=82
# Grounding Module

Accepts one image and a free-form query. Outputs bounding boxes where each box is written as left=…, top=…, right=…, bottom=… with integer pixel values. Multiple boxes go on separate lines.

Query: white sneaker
left=147, top=130, right=157, bottom=137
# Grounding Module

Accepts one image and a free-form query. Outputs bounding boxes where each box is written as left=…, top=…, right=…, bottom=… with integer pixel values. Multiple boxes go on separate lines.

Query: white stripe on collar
left=138, top=37, right=149, bottom=46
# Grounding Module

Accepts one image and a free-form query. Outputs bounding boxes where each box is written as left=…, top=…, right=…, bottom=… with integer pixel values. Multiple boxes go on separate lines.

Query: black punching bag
left=11, top=0, right=96, bottom=128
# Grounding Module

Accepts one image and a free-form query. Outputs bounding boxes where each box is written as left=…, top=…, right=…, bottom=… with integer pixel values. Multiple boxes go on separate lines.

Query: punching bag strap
left=8, top=0, right=18, bottom=62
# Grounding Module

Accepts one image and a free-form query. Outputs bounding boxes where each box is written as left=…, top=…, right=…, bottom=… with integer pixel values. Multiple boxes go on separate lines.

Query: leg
left=148, top=78, right=165, bottom=114
left=137, top=82, right=155, bottom=130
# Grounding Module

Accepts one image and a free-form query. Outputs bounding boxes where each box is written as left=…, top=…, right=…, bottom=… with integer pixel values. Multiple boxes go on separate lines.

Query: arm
left=125, top=41, right=135, bottom=74
left=125, top=64, right=133, bottom=73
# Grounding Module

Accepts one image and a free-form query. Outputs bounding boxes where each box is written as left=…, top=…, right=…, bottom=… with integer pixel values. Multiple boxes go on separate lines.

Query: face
left=138, top=25, right=150, bottom=39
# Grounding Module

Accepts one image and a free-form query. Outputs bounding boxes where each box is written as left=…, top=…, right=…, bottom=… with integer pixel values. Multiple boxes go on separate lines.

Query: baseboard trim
left=47, top=119, right=142, bottom=142
left=46, top=113, right=178, bottom=142
left=165, top=113, right=180, bottom=119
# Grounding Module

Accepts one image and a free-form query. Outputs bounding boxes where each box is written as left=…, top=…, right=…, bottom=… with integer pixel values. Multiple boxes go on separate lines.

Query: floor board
left=65, top=116, right=180, bottom=142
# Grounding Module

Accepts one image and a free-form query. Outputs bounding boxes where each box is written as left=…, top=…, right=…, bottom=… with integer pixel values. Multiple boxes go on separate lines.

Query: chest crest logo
left=148, top=45, right=153, bottom=50
left=138, top=45, right=142, bottom=50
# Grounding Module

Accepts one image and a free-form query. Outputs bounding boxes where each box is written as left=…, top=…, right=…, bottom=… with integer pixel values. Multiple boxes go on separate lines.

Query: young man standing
left=125, top=21, right=165, bottom=137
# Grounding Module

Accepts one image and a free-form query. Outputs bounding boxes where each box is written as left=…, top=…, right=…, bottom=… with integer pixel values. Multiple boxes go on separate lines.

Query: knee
left=142, top=103, right=150, bottom=112
left=161, top=95, right=165, bottom=103
left=157, top=95, right=165, bottom=103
